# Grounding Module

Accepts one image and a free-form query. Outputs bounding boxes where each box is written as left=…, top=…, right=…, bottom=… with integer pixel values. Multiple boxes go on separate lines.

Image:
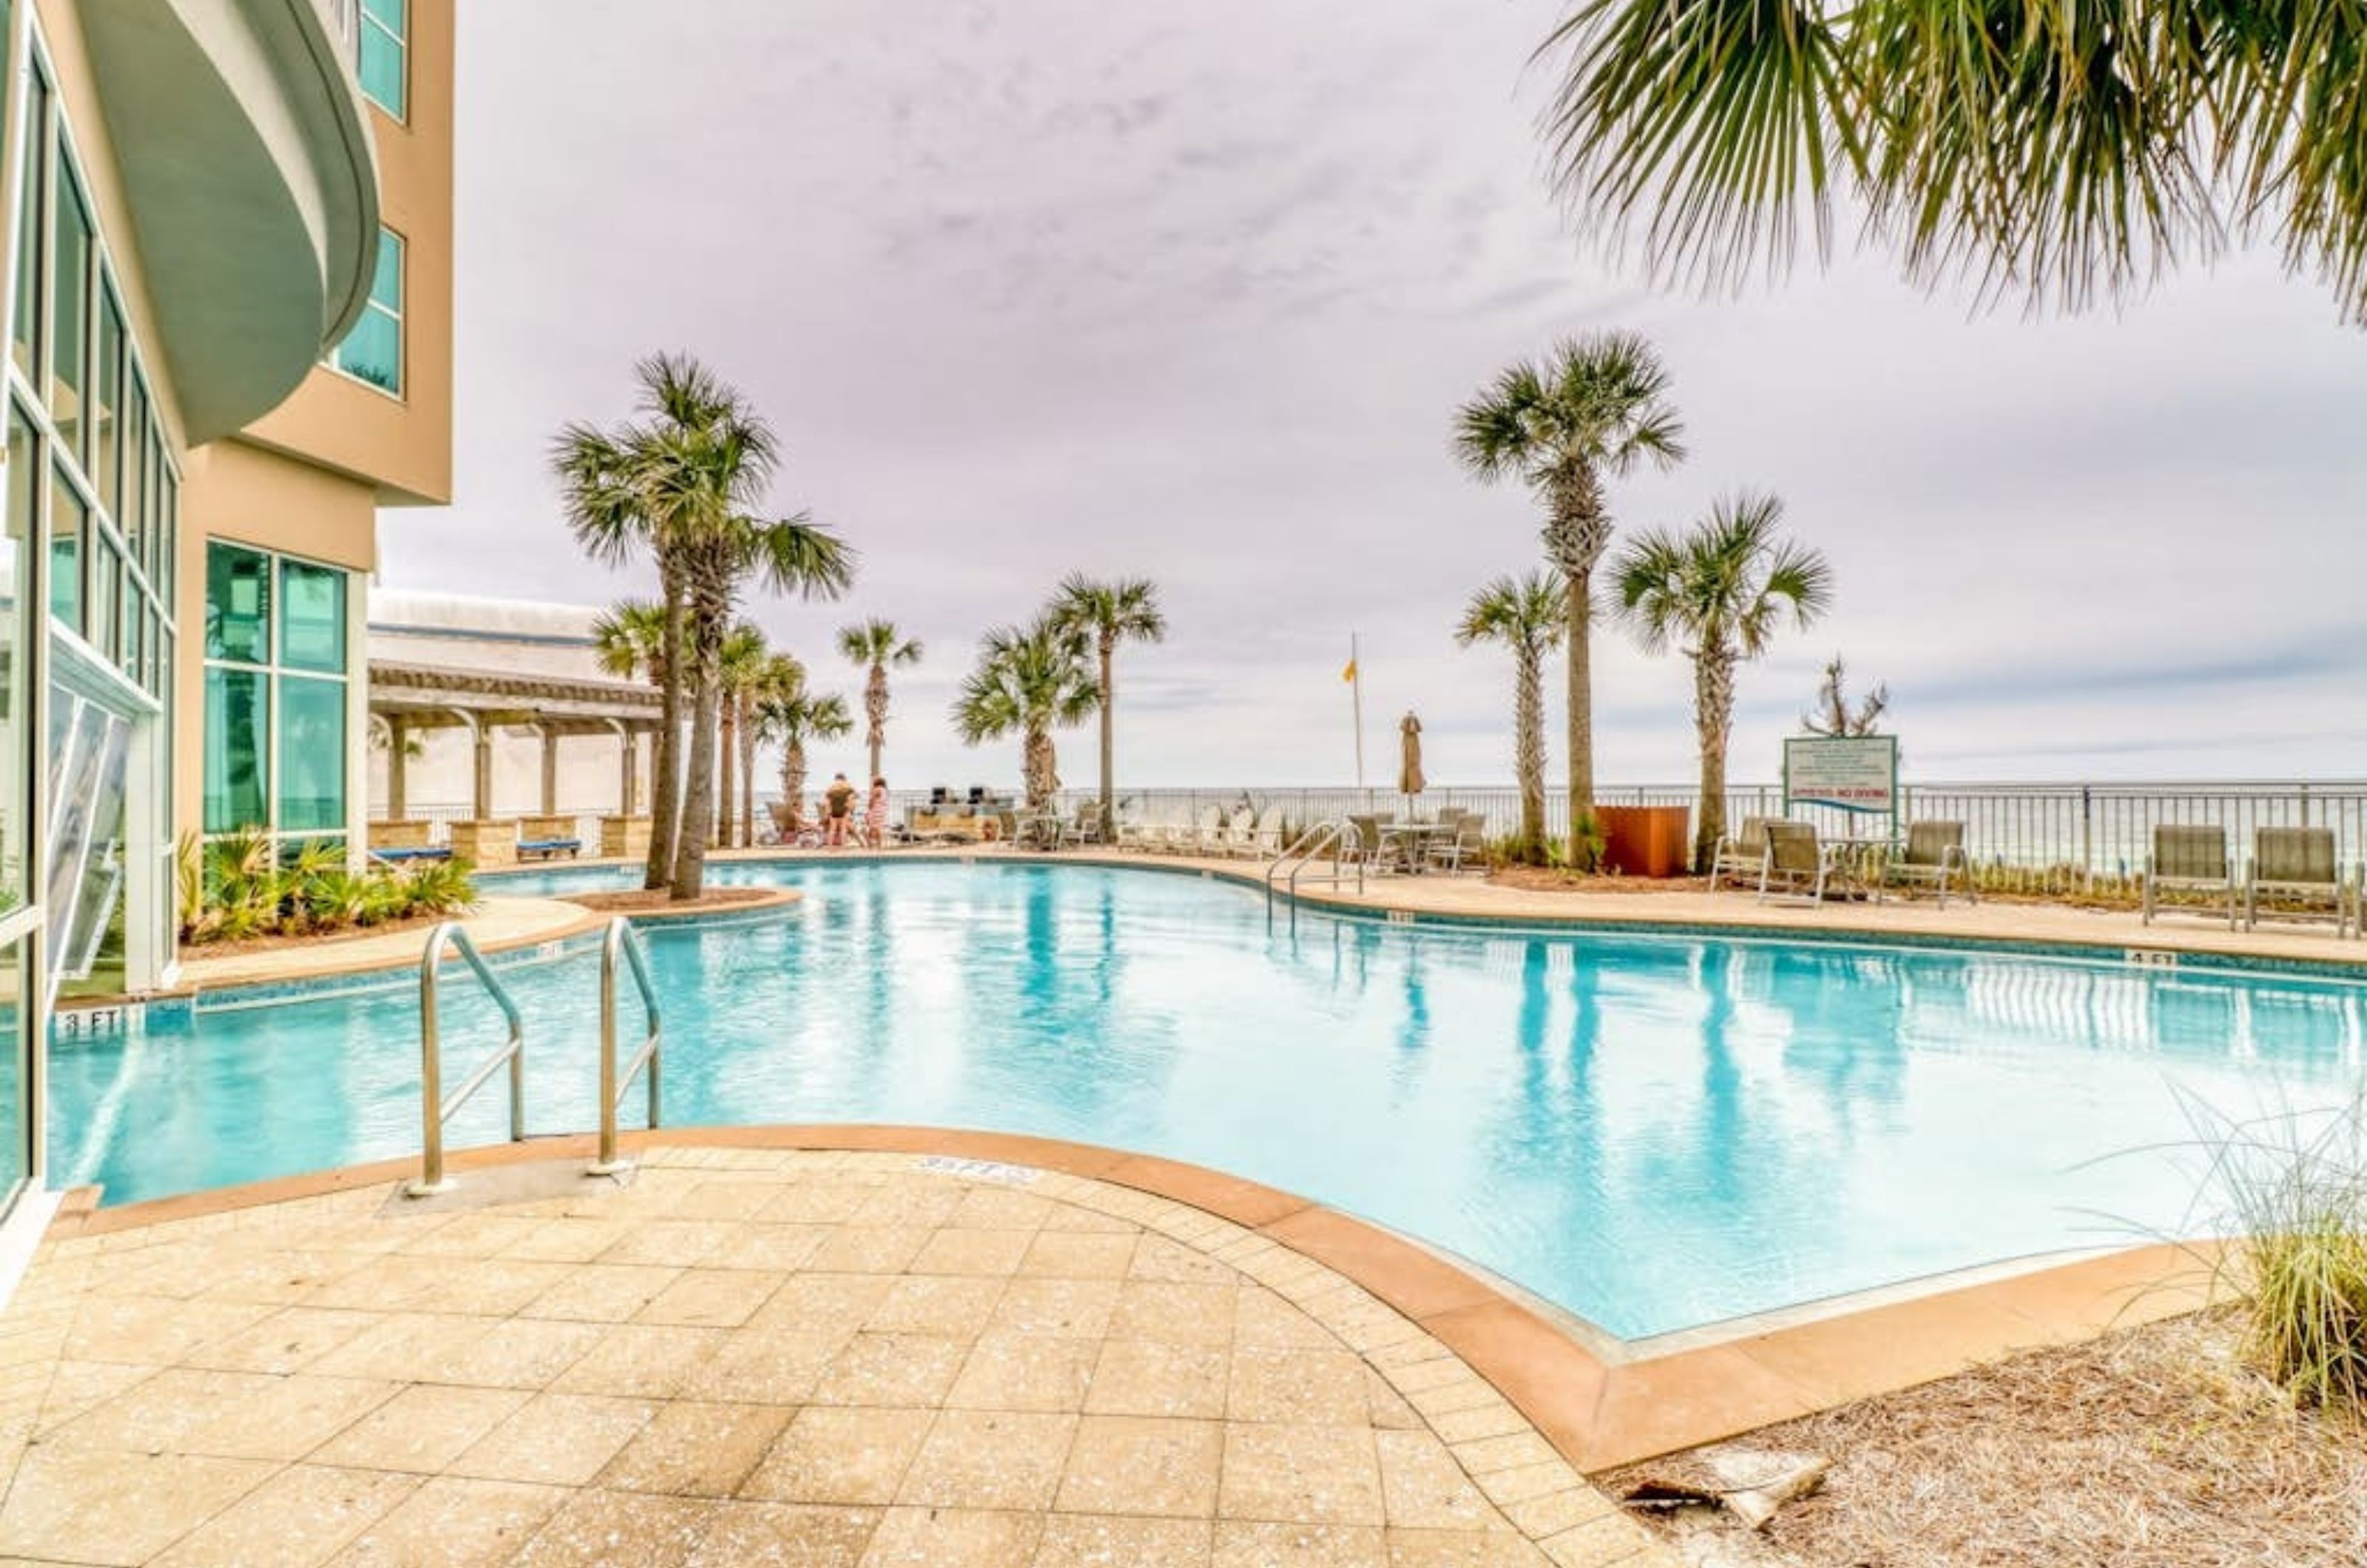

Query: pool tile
left=1056, top=1415, right=1224, bottom=1518
left=1220, top=1423, right=1385, bottom=1525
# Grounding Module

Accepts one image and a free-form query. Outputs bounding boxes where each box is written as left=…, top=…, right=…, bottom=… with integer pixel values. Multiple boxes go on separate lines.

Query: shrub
left=2192, top=1092, right=2367, bottom=1409
left=175, top=833, right=478, bottom=946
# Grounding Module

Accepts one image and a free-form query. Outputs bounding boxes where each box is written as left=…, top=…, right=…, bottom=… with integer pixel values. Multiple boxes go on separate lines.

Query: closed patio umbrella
left=1398, top=712, right=1425, bottom=808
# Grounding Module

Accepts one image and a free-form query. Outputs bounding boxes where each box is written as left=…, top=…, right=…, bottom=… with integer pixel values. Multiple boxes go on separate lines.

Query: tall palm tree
left=755, top=682, right=853, bottom=831
left=1539, top=2, right=2367, bottom=323
left=837, top=620, right=922, bottom=782
left=590, top=600, right=669, bottom=689
left=715, top=622, right=771, bottom=849
left=1050, top=575, right=1166, bottom=840
left=678, top=513, right=851, bottom=893
left=951, top=616, right=1098, bottom=810
left=1613, top=493, right=1834, bottom=871
left=1454, top=570, right=1567, bottom=860
left=1454, top=333, right=1684, bottom=859
left=558, top=354, right=853, bottom=899
left=743, top=650, right=803, bottom=842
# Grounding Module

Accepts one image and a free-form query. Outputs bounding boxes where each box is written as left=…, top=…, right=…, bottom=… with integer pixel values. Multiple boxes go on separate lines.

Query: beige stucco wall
left=172, top=439, right=377, bottom=848
left=236, top=0, right=453, bottom=506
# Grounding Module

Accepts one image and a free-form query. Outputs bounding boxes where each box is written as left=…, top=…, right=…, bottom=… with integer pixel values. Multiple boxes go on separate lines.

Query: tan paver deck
left=172, top=898, right=604, bottom=993
left=0, top=1146, right=1671, bottom=1567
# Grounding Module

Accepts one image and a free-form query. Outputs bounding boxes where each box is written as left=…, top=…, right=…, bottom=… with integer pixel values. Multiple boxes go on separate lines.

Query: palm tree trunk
left=1544, top=468, right=1610, bottom=865
left=866, top=665, right=888, bottom=780
left=1098, top=640, right=1115, bottom=839
left=1513, top=646, right=1545, bottom=856
left=673, top=592, right=723, bottom=900
left=780, top=738, right=808, bottom=826
left=1024, top=724, right=1057, bottom=811
left=646, top=567, right=688, bottom=891
left=1693, top=649, right=1735, bottom=872
left=719, top=699, right=737, bottom=850
left=739, top=701, right=757, bottom=848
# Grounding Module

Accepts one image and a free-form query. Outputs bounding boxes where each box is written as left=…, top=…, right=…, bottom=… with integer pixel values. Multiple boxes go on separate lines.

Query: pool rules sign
left=1783, top=735, right=1900, bottom=825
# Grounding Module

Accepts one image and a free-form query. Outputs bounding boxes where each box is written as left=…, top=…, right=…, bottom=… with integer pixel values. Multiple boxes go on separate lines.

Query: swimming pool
left=52, top=860, right=2367, bottom=1339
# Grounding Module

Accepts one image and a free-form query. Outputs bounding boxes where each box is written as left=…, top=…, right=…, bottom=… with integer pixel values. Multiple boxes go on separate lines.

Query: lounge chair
left=1757, top=820, right=1842, bottom=904
left=1067, top=801, right=1105, bottom=846
left=1428, top=811, right=1488, bottom=873
left=1706, top=817, right=1773, bottom=892
left=2142, top=825, right=2236, bottom=929
left=2244, top=826, right=2356, bottom=937
left=1883, top=820, right=1973, bottom=908
left=1345, top=814, right=1390, bottom=872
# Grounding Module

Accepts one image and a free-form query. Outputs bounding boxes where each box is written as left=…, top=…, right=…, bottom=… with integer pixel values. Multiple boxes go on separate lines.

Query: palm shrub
left=715, top=621, right=771, bottom=849
left=755, top=680, right=854, bottom=829
left=1539, top=1, right=2367, bottom=323
left=952, top=615, right=1098, bottom=809
left=838, top=620, right=922, bottom=783
left=175, top=834, right=477, bottom=945
left=1455, top=570, right=1565, bottom=862
left=1613, top=493, right=1832, bottom=871
left=1454, top=333, right=1684, bottom=862
left=1051, top=575, right=1166, bottom=844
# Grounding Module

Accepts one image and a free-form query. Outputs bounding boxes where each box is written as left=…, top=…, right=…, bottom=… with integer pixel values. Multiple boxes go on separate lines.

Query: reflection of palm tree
left=1397, top=939, right=1431, bottom=1054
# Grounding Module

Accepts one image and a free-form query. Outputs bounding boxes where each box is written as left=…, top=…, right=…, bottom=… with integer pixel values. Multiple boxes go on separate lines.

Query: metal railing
left=411, top=922, right=525, bottom=1197
left=591, top=918, right=662, bottom=1175
left=1267, top=819, right=1364, bottom=901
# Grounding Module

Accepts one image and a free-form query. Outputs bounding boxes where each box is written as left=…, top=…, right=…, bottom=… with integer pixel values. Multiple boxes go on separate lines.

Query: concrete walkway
left=0, top=1147, right=1669, bottom=1567
left=172, top=899, right=601, bottom=993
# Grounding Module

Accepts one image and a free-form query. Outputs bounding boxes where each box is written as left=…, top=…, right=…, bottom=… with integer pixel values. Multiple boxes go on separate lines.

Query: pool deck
left=0, top=1139, right=1674, bottom=1567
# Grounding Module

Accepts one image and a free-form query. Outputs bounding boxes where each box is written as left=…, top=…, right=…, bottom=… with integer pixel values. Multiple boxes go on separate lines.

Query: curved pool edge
left=47, top=1121, right=2225, bottom=1471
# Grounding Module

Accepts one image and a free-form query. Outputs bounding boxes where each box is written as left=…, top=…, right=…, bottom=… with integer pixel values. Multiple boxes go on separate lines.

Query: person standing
left=825, top=771, right=857, bottom=848
left=865, top=777, right=891, bottom=849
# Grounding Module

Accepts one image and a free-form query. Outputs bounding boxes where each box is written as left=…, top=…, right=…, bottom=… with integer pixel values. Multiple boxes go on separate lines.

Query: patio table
left=1377, top=821, right=1456, bottom=874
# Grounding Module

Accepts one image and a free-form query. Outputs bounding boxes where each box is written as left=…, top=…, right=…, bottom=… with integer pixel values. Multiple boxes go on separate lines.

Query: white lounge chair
left=1707, top=817, right=1773, bottom=892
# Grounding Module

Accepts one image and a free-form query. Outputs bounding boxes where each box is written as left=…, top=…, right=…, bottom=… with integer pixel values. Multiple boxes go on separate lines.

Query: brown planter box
left=1597, top=805, right=1693, bottom=878
left=448, top=820, right=519, bottom=868
left=601, top=816, right=652, bottom=860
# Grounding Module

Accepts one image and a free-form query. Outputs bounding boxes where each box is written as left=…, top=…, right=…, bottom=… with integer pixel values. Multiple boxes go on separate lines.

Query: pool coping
left=47, top=1123, right=2224, bottom=1473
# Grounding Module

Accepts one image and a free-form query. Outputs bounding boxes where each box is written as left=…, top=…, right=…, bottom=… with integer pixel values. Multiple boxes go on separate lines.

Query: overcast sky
left=377, top=0, right=2367, bottom=792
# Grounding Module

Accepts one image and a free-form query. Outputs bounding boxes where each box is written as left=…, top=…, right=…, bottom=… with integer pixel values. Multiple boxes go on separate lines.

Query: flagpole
left=1351, top=632, right=1365, bottom=789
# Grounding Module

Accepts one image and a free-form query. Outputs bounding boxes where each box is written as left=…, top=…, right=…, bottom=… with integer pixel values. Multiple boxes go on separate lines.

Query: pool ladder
left=1265, top=818, right=1366, bottom=903
left=407, top=916, right=662, bottom=1197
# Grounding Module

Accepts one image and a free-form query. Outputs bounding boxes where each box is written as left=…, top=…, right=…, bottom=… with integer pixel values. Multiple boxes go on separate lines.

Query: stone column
left=473, top=723, right=495, bottom=820
left=539, top=726, right=560, bottom=817
left=620, top=729, right=641, bottom=817
left=386, top=716, right=409, bottom=820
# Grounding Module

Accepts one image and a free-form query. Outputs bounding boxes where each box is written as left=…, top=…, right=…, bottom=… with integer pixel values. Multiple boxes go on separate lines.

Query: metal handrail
left=411, top=922, right=526, bottom=1197
left=590, top=917, right=662, bottom=1175
left=1266, top=818, right=1365, bottom=901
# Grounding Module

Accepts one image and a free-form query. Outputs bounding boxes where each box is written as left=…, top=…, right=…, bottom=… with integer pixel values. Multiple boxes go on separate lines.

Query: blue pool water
left=52, top=861, right=2367, bottom=1339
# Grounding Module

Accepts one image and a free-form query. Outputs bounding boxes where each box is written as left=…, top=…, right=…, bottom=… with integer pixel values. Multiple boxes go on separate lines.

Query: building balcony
left=81, top=0, right=381, bottom=442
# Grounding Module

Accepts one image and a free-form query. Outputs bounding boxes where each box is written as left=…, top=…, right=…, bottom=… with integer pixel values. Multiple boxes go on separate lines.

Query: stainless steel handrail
left=590, top=917, right=662, bottom=1176
left=1266, top=818, right=1365, bottom=901
left=411, top=922, right=526, bottom=1197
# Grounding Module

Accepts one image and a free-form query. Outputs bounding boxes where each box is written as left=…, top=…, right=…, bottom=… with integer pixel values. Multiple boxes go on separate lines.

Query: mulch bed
left=1603, top=1311, right=2367, bottom=1567
left=1488, top=866, right=1714, bottom=895
left=567, top=887, right=780, bottom=915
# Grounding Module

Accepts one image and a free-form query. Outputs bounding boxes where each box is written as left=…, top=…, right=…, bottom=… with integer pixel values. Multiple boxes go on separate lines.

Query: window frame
left=358, top=0, right=409, bottom=124
left=199, top=540, right=354, bottom=848
left=324, top=225, right=405, bottom=399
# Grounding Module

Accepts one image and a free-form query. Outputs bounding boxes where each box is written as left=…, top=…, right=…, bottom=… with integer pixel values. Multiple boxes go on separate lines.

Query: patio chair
left=1068, top=800, right=1105, bottom=847
left=2142, top=825, right=2237, bottom=930
left=2244, top=826, right=2357, bottom=937
left=1428, top=811, right=1488, bottom=873
left=1883, top=820, right=1973, bottom=908
left=1757, top=820, right=1833, bottom=904
left=1345, top=814, right=1390, bottom=871
left=1706, top=817, right=1773, bottom=892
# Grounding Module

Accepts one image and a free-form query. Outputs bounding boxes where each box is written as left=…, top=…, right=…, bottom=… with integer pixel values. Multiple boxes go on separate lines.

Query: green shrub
left=175, top=833, right=478, bottom=946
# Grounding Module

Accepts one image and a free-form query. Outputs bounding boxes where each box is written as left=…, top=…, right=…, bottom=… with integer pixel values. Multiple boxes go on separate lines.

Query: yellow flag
left=1341, top=659, right=1358, bottom=684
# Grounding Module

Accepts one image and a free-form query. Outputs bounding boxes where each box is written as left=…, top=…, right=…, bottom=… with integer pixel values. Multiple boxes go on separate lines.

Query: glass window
left=158, top=465, right=178, bottom=601
left=50, top=163, right=87, bottom=456
left=88, top=534, right=115, bottom=663
left=95, top=293, right=120, bottom=515
left=10, top=72, right=44, bottom=384
left=275, top=675, right=346, bottom=831
left=277, top=558, right=345, bottom=672
left=204, top=542, right=270, bottom=663
left=48, top=467, right=80, bottom=631
left=202, top=663, right=268, bottom=833
left=121, top=376, right=146, bottom=568
left=2, top=409, right=34, bottom=909
left=122, top=592, right=141, bottom=683
left=359, top=0, right=408, bottom=118
left=330, top=229, right=402, bottom=394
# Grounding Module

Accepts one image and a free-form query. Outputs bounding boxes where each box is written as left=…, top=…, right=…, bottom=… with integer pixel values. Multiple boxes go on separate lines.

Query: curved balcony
left=82, top=0, right=380, bottom=442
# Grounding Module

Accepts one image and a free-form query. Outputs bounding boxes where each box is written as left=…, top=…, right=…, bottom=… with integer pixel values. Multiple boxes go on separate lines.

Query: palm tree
left=755, top=681, right=853, bottom=832
left=1538, top=4, right=2367, bottom=323
left=743, top=650, right=803, bottom=842
left=951, top=616, right=1098, bottom=810
left=1454, top=570, right=1567, bottom=860
left=715, top=622, right=771, bottom=849
left=558, top=354, right=853, bottom=899
left=591, top=600, right=669, bottom=689
left=837, top=620, right=922, bottom=780
left=1613, top=493, right=1834, bottom=871
left=1050, top=575, right=1166, bottom=840
left=1454, top=333, right=1684, bottom=859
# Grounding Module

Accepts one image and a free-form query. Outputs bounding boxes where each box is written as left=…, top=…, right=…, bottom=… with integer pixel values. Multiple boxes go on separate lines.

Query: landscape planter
left=1597, top=805, right=1692, bottom=878
left=448, top=820, right=519, bottom=868
left=601, top=816, right=652, bottom=859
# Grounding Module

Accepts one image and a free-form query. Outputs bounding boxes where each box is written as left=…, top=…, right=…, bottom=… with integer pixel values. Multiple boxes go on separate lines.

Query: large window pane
left=121, top=377, right=146, bottom=568
left=203, top=664, right=268, bottom=832
left=204, top=542, right=269, bottom=663
left=48, top=469, right=81, bottom=631
left=87, top=534, right=116, bottom=663
left=331, top=230, right=402, bottom=393
left=275, top=675, right=346, bottom=831
left=158, top=465, right=178, bottom=601
left=2, top=410, right=33, bottom=910
left=10, top=73, right=44, bottom=384
left=51, top=164, right=87, bottom=456
left=360, top=0, right=407, bottom=118
left=277, top=559, right=346, bottom=672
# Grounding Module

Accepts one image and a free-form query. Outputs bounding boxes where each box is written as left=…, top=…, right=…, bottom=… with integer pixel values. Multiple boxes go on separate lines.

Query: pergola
left=368, top=660, right=664, bottom=821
